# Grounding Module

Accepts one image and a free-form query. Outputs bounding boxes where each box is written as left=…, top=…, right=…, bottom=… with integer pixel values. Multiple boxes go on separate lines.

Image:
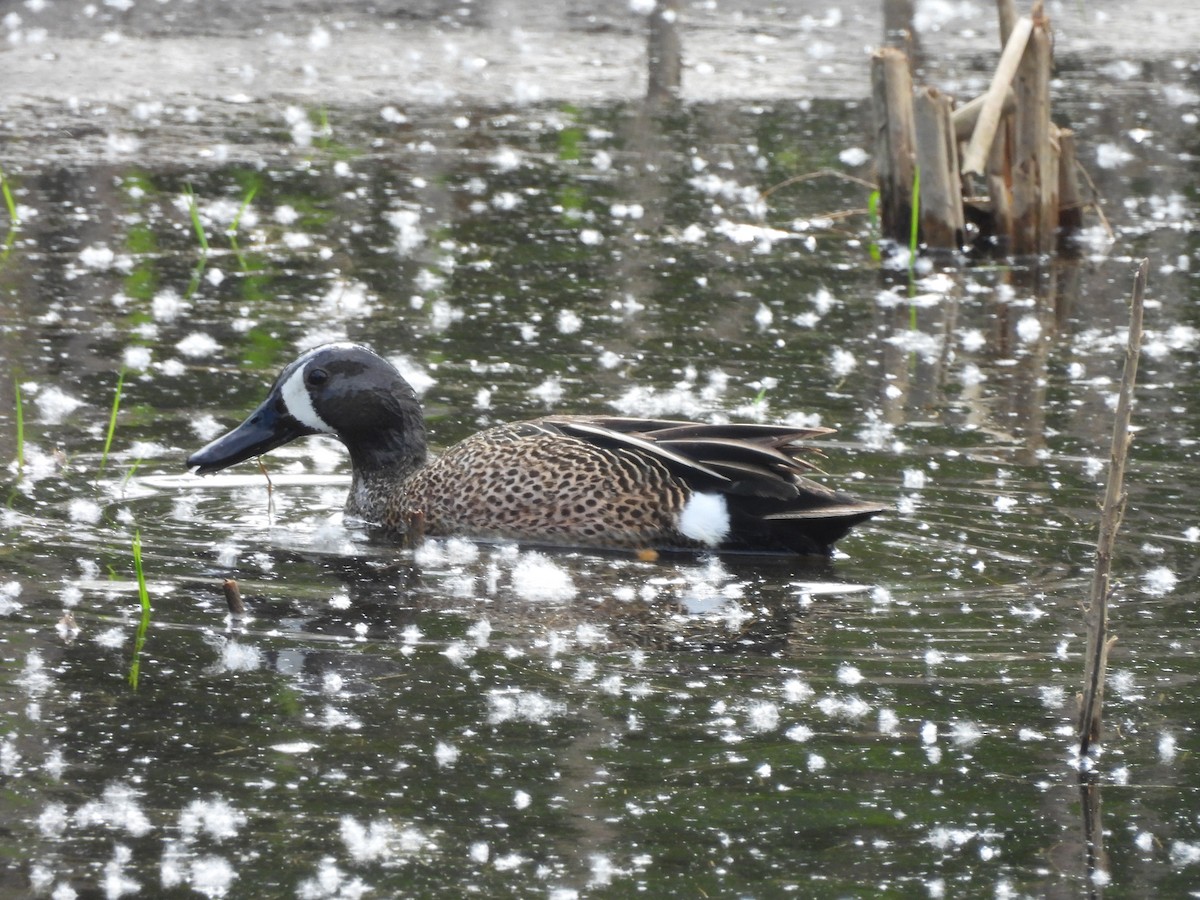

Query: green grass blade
left=230, top=183, right=259, bottom=234
left=121, top=458, right=144, bottom=489
left=228, top=183, right=259, bottom=271
left=0, top=167, right=17, bottom=226
left=128, top=529, right=152, bottom=689
left=183, top=256, right=208, bottom=300
left=13, top=377, right=24, bottom=472
left=184, top=184, right=210, bottom=253
left=907, top=167, right=921, bottom=323
left=867, top=189, right=882, bottom=263
left=0, top=168, right=17, bottom=264
left=314, top=107, right=332, bottom=147
left=97, top=368, right=126, bottom=479
left=909, top=166, right=921, bottom=260
left=132, top=529, right=150, bottom=612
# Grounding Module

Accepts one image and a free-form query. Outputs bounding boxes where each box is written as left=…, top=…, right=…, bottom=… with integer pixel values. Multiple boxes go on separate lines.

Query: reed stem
left=13, top=377, right=24, bottom=472
left=128, top=529, right=152, bottom=689
left=97, top=368, right=126, bottom=479
left=1078, top=258, right=1147, bottom=755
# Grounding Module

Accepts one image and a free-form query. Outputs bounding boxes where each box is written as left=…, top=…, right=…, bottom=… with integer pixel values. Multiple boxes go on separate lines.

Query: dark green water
left=1, top=81, right=1199, bottom=898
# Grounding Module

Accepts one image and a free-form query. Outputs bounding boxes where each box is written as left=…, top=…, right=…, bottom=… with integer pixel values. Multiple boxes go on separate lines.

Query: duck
left=186, top=342, right=886, bottom=556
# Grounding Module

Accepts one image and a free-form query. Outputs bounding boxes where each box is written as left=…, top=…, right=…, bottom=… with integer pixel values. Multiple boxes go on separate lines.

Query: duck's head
left=187, top=342, right=427, bottom=475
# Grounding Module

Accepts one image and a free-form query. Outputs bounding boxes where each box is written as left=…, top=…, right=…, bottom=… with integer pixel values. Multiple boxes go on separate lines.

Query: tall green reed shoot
left=909, top=165, right=921, bottom=264
left=97, top=368, right=126, bottom=479
left=120, top=458, right=144, bottom=491
left=182, top=184, right=210, bottom=298
left=183, top=184, right=210, bottom=254
left=127, top=529, right=152, bottom=689
left=867, top=189, right=882, bottom=263
left=1, top=166, right=18, bottom=260
left=13, top=377, right=24, bottom=472
left=908, top=166, right=921, bottom=328
left=1, top=168, right=16, bottom=230
left=0, top=170, right=15, bottom=223
left=228, top=183, right=259, bottom=271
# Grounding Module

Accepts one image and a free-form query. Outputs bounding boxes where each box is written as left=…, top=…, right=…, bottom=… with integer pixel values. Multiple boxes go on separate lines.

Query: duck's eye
left=306, top=367, right=329, bottom=387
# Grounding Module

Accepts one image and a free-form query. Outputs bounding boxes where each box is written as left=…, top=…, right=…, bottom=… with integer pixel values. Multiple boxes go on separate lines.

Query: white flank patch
left=280, top=360, right=335, bottom=434
left=678, top=492, right=731, bottom=547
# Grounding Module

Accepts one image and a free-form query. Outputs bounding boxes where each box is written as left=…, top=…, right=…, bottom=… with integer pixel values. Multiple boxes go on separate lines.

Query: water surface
left=2, top=7, right=1200, bottom=898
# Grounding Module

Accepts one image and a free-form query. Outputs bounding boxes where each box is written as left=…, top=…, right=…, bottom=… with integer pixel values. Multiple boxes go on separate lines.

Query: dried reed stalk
left=961, top=14, right=1033, bottom=177
left=1078, top=259, right=1148, bottom=755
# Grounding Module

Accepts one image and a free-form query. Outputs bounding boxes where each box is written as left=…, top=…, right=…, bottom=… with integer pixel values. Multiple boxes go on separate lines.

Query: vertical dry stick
left=1078, top=258, right=1148, bottom=756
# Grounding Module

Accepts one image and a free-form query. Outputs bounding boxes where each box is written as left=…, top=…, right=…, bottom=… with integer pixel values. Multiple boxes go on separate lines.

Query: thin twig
left=809, top=207, right=871, bottom=222
left=257, top=456, right=276, bottom=523
left=1078, top=258, right=1147, bottom=757
left=761, top=167, right=879, bottom=201
left=1073, top=160, right=1115, bottom=241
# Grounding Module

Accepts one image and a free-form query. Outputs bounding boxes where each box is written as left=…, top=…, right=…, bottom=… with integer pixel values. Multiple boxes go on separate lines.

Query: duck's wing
left=539, top=415, right=887, bottom=554
left=451, top=415, right=883, bottom=556
left=542, top=415, right=834, bottom=490
left=556, top=415, right=835, bottom=444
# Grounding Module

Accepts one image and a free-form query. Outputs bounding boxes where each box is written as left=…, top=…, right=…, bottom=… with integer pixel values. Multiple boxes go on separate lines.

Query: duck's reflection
left=210, top=539, right=860, bottom=657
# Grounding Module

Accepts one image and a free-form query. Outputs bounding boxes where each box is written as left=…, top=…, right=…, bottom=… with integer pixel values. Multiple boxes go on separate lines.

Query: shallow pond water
left=2, top=5, right=1200, bottom=898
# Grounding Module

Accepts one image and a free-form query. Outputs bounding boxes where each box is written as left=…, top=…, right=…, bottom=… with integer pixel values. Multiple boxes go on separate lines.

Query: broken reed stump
left=996, top=0, right=1019, bottom=45
left=870, top=47, right=917, bottom=247
left=646, top=0, right=682, bottom=103
left=983, top=114, right=1014, bottom=251
left=914, top=87, right=964, bottom=249
left=223, top=578, right=245, bottom=616
left=1078, top=258, right=1148, bottom=757
left=1057, top=128, right=1084, bottom=241
left=1011, top=7, right=1057, bottom=255
left=871, top=0, right=1080, bottom=256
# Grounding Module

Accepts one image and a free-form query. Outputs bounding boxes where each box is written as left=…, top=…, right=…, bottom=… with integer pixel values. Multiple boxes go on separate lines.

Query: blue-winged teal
left=187, top=343, right=886, bottom=555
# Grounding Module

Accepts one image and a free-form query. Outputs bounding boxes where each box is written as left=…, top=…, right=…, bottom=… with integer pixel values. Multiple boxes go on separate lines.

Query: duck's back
left=358, top=416, right=884, bottom=555
left=398, top=421, right=686, bottom=547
